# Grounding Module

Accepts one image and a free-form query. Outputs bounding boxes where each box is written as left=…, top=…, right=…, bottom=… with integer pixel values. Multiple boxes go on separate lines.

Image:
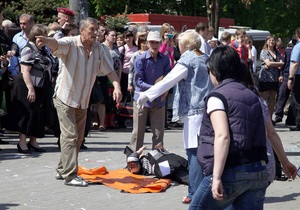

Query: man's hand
left=136, top=92, right=149, bottom=109
left=35, top=36, right=48, bottom=47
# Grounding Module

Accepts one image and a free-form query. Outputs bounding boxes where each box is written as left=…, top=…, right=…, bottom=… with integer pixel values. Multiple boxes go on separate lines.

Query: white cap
left=147, top=31, right=161, bottom=42
left=127, top=152, right=139, bottom=162
left=208, top=37, right=218, bottom=43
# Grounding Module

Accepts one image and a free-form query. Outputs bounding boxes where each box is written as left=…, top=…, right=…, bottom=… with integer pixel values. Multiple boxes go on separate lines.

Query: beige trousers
left=54, top=97, right=87, bottom=181
left=130, top=101, right=165, bottom=151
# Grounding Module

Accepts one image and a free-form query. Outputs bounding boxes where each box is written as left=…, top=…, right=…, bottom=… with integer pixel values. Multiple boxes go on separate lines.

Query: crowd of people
left=0, top=5, right=299, bottom=208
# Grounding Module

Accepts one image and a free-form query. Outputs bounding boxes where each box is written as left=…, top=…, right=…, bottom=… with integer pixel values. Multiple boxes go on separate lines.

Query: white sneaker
left=64, top=176, right=88, bottom=187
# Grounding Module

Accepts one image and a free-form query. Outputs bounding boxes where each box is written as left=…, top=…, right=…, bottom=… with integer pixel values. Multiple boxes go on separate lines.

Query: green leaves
left=4, top=0, right=68, bottom=25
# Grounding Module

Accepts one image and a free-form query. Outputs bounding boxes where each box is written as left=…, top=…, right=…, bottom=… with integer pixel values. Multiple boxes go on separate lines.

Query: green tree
left=221, top=0, right=300, bottom=38
left=4, top=0, right=68, bottom=25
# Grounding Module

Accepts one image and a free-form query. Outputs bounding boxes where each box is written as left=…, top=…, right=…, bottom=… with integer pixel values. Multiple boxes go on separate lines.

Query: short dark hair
left=62, top=23, right=78, bottom=36
left=207, top=46, right=243, bottom=83
left=20, top=14, right=35, bottom=24
left=137, top=36, right=147, bottom=49
left=195, top=22, right=208, bottom=33
left=104, top=28, right=116, bottom=37
left=124, top=30, right=134, bottom=37
left=295, top=27, right=300, bottom=38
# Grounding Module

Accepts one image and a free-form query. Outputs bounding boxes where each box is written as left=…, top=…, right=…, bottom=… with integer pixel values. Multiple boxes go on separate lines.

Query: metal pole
left=69, top=0, right=88, bottom=25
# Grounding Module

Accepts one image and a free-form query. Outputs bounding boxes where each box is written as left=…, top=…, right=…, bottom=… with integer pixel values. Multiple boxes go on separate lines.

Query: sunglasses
left=207, top=66, right=210, bottom=75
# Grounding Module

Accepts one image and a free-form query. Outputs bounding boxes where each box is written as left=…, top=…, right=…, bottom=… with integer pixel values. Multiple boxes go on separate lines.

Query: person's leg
left=149, top=104, right=165, bottom=149
left=230, top=181, right=267, bottom=210
left=54, top=97, right=79, bottom=181
left=18, top=133, right=28, bottom=150
left=274, top=77, right=290, bottom=121
left=186, top=148, right=204, bottom=200
left=188, top=175, right=224, bottom=210
left=97, top=103, right=106, bottom=130
left=291, top=76, right=300, bottom=126
left=75, top=108, right=87, bottom=150
left=268, top=90, right=277, bottom=118
left=260, top=91, right=268, bottom=102
left=130, top=101, right=148, bottom=151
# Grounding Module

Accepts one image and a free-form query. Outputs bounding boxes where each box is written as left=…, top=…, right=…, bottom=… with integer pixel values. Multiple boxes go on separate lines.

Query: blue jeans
left=186, top=148, right=204, bottom=200
left=189, top=161, right=269, bottom=210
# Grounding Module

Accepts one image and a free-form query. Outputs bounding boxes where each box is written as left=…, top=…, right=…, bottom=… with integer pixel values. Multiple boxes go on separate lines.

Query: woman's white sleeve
left=206, top=97, right=225, bottom=114
left=145, top=63, right=188, bottom=102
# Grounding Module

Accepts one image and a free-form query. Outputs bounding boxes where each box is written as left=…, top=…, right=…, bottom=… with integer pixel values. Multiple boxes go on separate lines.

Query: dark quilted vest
left=197, top=79, right=268, bottom=176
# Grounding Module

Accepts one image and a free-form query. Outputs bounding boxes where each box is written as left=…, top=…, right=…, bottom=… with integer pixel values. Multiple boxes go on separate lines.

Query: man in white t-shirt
left=195, top=22, right=209, bottom=55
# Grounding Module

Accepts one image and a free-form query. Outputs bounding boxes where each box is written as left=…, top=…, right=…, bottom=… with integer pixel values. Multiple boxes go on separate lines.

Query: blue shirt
left=134, top=50, right=171, bottom=108
left=13, top=31, right=28, bottom=58
left=290, top=41, right=300, bottom=75
left=10, top=31, right=28, bottom=75
left=7, top=56, right=20, bottom=76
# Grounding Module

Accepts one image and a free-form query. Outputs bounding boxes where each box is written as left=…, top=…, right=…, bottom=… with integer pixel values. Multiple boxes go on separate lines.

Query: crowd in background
left=0, top=4, right=299, bottom=206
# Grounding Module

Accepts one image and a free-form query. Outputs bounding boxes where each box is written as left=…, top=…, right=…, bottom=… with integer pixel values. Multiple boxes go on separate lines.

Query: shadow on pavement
left=265, top=192, right=300, bottom=203
left=0, top=203, right=19, bottom=209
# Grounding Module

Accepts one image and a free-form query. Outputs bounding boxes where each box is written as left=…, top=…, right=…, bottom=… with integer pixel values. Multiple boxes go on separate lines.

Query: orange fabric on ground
left=78, top=166, right=171, bottom=194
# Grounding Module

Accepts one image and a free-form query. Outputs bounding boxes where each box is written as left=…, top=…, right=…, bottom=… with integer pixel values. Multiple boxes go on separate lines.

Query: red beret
left=57, top=7, right=75, bottom=17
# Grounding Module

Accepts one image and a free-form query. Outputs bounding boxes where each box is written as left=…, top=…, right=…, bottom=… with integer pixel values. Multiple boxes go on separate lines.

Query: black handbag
left=90, top=77, right=104, bottom=104
left=117, top=94, right=133, bottom=118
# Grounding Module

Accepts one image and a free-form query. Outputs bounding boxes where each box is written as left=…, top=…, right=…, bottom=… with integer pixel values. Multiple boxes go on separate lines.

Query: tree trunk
left=214, top=0, right=220, bottom=38
left=206, top=0, right=220, bottom=38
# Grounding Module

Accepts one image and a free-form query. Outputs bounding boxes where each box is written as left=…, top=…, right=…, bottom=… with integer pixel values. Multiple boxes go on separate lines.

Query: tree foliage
left=2, top=0, right=299, bottom=39
left=4, top=0, right=68, bottom=25
left=221, top=0, right=300, bottom=38
left=103, top=6, right=131, bottom=33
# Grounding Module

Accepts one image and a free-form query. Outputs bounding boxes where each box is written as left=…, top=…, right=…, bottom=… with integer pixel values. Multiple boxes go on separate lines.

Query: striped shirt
left=53, top=35, right=113, bottom=109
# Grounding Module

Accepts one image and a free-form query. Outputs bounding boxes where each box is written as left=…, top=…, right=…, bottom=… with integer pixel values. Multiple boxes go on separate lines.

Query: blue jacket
left=134, top=50, right=171, bottom=108
left=172, top=50, right=213, bottom=122
left=198, top=79, right=268, bottom=176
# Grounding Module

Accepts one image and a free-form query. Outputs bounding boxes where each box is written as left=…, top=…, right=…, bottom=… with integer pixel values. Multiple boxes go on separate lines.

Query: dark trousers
left=274, top=76, right=290, bottom=119
left=287, top=75, right=300, bottom=126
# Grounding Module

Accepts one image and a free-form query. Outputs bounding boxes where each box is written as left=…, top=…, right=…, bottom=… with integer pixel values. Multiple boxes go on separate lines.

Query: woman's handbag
left=116, top=94, right=133, bottom=119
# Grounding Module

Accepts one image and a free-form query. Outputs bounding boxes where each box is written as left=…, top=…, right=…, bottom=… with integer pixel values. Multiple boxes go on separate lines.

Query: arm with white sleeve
left=136, top=63, right=188, bottom=107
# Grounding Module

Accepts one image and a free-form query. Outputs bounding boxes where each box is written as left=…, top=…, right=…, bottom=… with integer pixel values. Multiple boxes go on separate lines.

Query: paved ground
left=0, top=121, right=299, bottom=210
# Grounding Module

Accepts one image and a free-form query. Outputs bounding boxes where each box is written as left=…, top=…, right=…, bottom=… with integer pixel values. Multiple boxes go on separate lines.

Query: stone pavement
left=0, top=122, right=299, bottom=210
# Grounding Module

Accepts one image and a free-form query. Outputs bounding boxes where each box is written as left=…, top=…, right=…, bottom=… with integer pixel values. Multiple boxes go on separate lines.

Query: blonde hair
left=178, top=31, right=201, bottom=51
left=160, top=23, right=172, bottom=41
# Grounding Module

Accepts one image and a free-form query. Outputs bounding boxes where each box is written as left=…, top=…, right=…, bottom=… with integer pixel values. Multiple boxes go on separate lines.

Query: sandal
left=182, top=197, right=191, bottom=204
left=98, top=125, right=106, bottom=131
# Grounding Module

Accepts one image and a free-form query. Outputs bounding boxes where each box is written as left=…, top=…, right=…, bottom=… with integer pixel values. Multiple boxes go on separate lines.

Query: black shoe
left=57, top=138, right=60, bottom=149
left=27, top=142, right=46, bottom=152
left=276, top=175, right=288, bottom=181
left=45, top=128, right=54, bottom=135
left=272, top=118, right=282, bottom=125
left=289, top=126, right=300, bottom=131
left=80, top=143, right=88, bottom=150
left=0, top=139, right=9, bottom=144
left=169, top=122, right=183, bottom=128
left=17, top=143, right=31, bottom=154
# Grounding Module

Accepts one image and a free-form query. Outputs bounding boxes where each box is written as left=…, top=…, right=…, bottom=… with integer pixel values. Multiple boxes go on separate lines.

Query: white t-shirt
left=251, top=45, right=257, bottom=73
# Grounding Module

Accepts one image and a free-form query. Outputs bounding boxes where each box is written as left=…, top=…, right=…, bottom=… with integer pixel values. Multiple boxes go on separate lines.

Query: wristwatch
left=288, top=77, right=294, bottom=80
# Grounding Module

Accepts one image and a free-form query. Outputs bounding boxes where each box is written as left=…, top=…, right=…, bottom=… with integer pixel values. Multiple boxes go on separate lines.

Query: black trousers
left=274, top=76, right=290, bottom=119
left=287, top=75, right=300, bottom=126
